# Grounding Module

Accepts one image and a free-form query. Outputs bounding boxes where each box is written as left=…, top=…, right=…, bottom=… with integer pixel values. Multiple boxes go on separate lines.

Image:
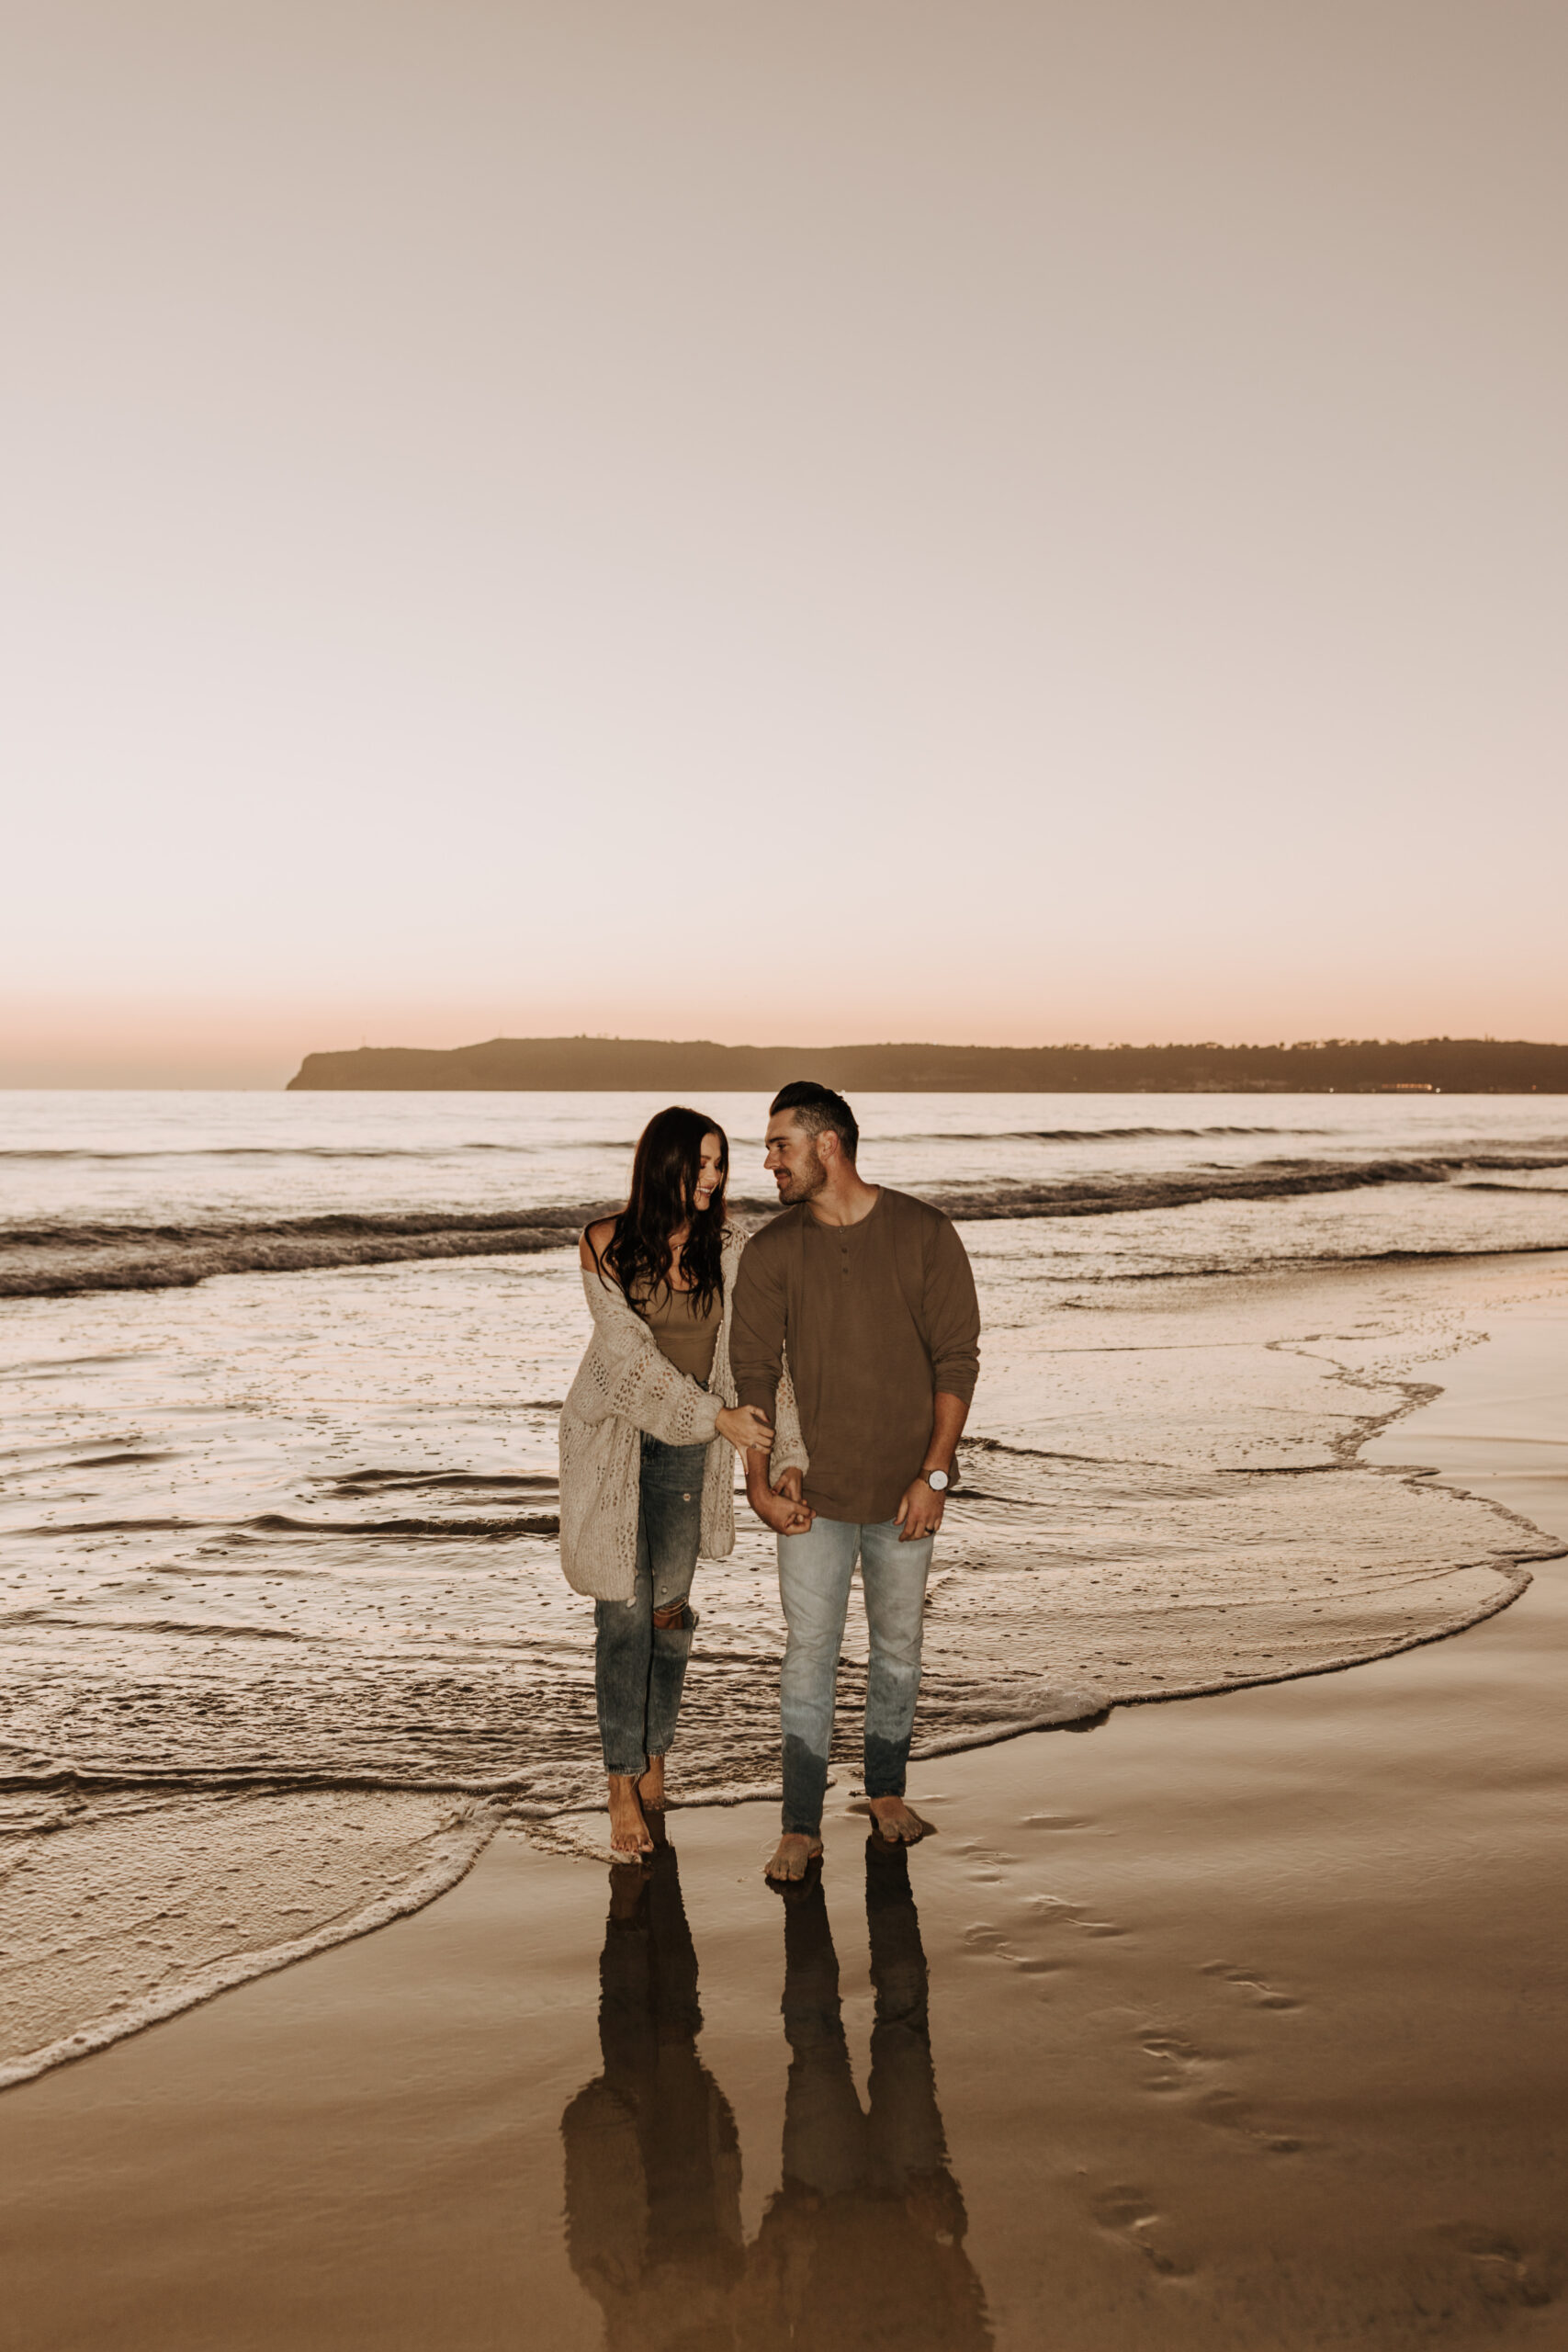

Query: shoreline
left=4, top=1250, right=1563, bottom=2098
left=1, top=1293, right=1565, bottom=2347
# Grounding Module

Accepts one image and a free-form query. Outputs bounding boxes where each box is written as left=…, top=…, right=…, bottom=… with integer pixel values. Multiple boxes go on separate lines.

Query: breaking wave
left=6, top=1152, right=1567, bottom=1298
left=0, top=1204, right=609, bottom=1297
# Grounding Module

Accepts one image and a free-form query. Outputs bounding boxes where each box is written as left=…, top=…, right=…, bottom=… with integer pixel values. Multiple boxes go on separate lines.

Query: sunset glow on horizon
left=5, top=2, right=1565, bottom=1087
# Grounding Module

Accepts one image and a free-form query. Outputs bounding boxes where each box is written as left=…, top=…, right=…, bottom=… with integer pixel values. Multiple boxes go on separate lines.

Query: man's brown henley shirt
left=729, top=1186, right=981, bottom=1525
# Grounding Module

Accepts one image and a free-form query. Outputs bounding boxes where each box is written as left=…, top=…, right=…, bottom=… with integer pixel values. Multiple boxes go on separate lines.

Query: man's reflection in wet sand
left=560, top=1826, right=745, bottom=2352
left=740, top=1838, right=993, bottom=2350
left=562, top=1829, right=990, bottom=2352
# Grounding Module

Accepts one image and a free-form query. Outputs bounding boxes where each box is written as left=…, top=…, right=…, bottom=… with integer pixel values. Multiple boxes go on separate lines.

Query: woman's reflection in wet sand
left=740, top=1838, right=993, bottom=2351
left=560, top=1825, right=745, bottom=2352
left=562, top=1827, right=990, bottom=2352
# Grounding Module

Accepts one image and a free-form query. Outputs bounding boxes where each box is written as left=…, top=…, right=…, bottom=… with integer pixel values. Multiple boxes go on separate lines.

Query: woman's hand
left=716, top=1404, right=774, bottom=1454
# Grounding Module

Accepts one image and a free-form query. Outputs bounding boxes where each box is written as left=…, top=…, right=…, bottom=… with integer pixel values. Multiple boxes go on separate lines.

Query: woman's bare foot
left=861, top=1795, right=936, bottom=1845
left=764, top=1832, right=824, bottom=1883
left=606, top=1773, right=654, bottom=1856
left=637, top=1754, right=666, bottom=1811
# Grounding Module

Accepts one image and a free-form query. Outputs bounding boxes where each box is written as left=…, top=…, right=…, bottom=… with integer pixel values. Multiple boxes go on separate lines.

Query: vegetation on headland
left=287, top=1036, right=1568, bottom=1093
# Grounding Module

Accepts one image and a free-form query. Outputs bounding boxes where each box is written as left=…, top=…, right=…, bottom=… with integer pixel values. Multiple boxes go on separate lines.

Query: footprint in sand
left=1139, top=2030, right=1210, bottom=2092
left=1192, top=2086, right=1303, bottom=2155
left=961, top=1921, right=1063, bottom=1978
left=963, top=1890, right=1134, bottom=1981
left=1088, top=2183, right=1196, bottom=2278
left=1199, top=1959, right=1300, bottom=2011
left=1434, top=2225, right=1559, bottom=2312
left=1137, top=2028, right=1303, bottom=2154
left=952, top=1838, right=1020, bottom=1884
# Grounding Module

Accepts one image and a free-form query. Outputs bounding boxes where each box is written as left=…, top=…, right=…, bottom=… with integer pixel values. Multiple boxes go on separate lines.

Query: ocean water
left=2, top=1090, right=1566, bottom=2084
left=5, top=1089, right=1568, bottom=1292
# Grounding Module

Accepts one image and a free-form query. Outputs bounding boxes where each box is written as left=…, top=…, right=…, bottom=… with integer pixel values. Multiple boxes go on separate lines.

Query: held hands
left=724, top=1408, right=813, bottom=1533
left=716, top=1404, right=774, bottom=1454
left=738, top=1424, right=941, bottom=1541
left=895, top=1476, right=945, bottom=1542
left=750, top=1462, right=814, bottom=1537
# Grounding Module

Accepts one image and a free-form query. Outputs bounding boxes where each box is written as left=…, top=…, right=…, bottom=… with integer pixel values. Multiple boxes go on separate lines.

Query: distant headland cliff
left=287, top=1036, right=1568, bottom=1093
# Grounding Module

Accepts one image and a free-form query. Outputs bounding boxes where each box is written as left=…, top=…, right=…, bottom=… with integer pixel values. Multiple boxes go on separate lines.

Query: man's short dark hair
left=769, top=1081, right=859, bottom=1162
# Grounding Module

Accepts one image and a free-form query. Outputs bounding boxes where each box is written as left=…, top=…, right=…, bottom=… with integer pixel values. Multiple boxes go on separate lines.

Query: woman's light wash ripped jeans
left=593, top=1433, right=705, bottom=1777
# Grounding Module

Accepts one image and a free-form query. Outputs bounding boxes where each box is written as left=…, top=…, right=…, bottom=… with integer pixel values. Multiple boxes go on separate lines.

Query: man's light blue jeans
left=777, top=1516, right=934, bottom=1838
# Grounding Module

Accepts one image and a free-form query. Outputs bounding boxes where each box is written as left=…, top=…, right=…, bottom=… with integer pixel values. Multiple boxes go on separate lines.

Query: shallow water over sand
left=2, top=1094, right=1565, bottom=2083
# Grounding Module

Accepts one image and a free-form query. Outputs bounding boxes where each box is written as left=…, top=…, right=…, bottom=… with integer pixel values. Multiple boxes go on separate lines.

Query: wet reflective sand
left=562, top=1829, right=989, bottom=2350
left=0, top=1298, right=1562, bottom=2349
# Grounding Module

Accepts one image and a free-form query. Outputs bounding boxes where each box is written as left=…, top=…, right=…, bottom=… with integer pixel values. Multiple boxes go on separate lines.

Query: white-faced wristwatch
left=922, top=1468, right=950, bottom=1492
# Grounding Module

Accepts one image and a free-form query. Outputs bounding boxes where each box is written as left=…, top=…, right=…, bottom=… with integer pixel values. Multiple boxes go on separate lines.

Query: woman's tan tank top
left=635, top=1280, right=722, bottom=1385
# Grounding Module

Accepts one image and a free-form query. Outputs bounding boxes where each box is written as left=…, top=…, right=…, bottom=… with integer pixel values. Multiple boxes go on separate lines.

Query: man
left=730, top=1082, right=981, bottom=1883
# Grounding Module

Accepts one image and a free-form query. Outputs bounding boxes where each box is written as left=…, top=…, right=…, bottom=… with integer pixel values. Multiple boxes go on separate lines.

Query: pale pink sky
left=4, top=3, right=1565, bottom=1086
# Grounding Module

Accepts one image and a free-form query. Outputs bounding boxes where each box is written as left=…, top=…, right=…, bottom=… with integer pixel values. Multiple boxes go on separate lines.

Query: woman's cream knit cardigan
left=558, top=1225, right=807, bottom=1601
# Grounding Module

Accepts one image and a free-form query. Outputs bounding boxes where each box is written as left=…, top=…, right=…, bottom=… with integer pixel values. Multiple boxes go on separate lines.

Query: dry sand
left=0, top=1296, right=1564, bottom=2352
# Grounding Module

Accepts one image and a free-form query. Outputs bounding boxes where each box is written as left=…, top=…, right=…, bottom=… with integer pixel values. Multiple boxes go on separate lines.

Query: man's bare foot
left=861, top=1795, right=936, bottom=1845
left=637, top=1754, right=666, bottom=1811
left=764, top=1832, right=823, bottom=1883
left=606, top=1773, right=654, bottom=1856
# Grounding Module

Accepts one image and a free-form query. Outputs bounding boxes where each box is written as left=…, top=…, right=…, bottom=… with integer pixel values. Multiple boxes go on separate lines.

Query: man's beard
left=779, top=1141, right=827, bottom=1202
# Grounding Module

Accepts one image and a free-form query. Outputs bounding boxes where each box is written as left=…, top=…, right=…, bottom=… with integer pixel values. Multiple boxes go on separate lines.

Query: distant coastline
left=287, top=1036, right=1568, bottom=1093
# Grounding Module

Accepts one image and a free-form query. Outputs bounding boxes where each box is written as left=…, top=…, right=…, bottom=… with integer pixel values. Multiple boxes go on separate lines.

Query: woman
left=558, top=1105, right=807, bottom=1856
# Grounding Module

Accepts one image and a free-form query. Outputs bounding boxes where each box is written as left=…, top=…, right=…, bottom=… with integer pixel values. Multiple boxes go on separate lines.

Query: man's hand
left=896, top=1397, right=967, bottom=1544
left=752, top=1486, right=814, bottom=1536
left=746, top=1456, right=813, bottom=1536
left=895, top=1476, right=945, bottom=1542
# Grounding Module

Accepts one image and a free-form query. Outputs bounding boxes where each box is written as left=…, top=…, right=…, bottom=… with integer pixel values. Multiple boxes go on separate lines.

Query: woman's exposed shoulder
left=579, top=1216, right=619, bottom=1273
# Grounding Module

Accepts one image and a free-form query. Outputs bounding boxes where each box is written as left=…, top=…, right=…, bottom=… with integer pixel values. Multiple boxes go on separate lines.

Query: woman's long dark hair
left=594, top=1106, right=728, bottom=1317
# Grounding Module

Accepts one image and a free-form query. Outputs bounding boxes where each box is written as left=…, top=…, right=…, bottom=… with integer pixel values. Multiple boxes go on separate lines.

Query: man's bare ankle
left=862, top=1794, right=935, bottom=1844
left=764, top=1830, right=824, bottom=1883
